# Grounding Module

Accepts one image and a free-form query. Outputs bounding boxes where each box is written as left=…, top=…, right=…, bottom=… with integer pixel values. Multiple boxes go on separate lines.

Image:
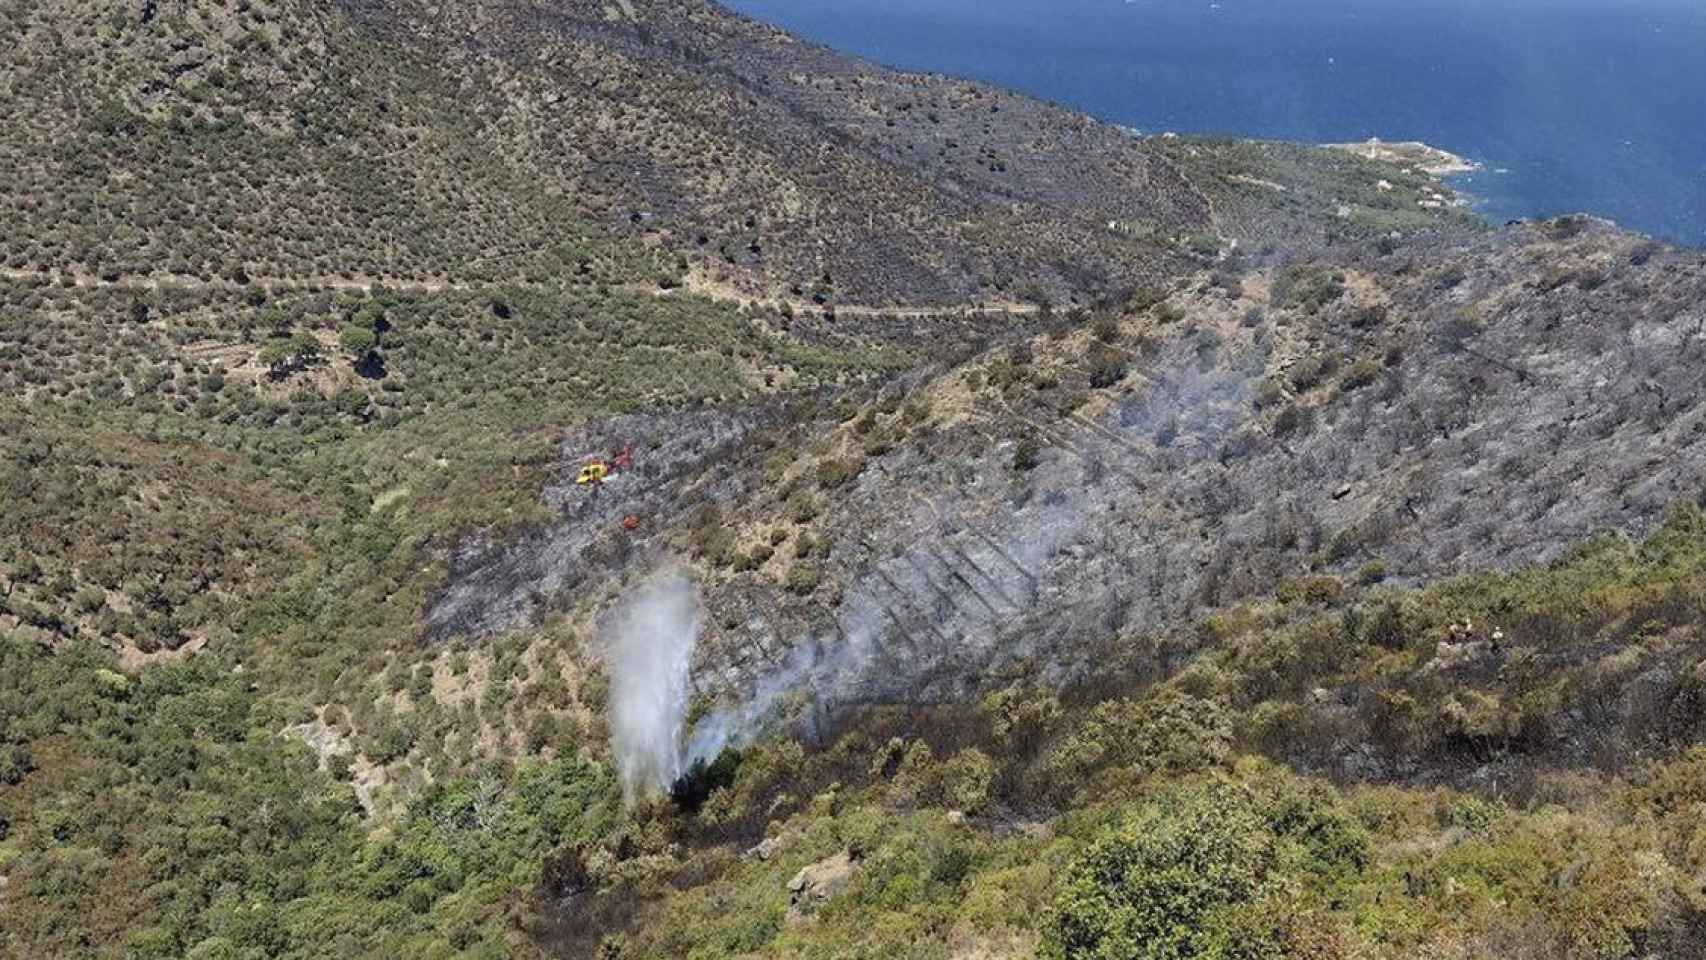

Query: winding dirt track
left=1, top=268, right=1041, bottom=319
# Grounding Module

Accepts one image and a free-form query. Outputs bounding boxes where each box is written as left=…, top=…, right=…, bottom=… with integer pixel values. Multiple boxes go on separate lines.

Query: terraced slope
left=1, top=0, right=1471, bottom=303
left=7, top=2, right=1700, bottom=959
left=431, top=218, right=1706, bottom=744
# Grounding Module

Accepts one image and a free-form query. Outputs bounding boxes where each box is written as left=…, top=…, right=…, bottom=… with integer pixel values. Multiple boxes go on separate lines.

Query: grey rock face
left=787, top=851, right=858, bottom=923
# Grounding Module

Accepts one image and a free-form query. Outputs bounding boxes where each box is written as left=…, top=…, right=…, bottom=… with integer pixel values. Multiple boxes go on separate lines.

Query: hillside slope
left=4, top=1, right=1703, bottom=959
left=438, top=219, right=1706, bottom=711
left=1, top=0, right=1470, bottom=302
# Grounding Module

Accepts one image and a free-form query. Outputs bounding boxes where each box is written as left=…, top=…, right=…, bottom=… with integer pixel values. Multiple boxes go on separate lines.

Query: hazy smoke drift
left=684, top=572, right=926, bottom=767
left=685, top=635, right=831, bottom=768
left=621, top=360, right=1243, bottom=788
left=608, top=570, right=700, bottom=804
left=682, top=473, right=1091, bottom=767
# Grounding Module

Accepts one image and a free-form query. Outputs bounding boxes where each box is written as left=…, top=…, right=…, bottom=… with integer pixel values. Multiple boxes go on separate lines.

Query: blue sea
left=726, top=0, right=1706, bottom=246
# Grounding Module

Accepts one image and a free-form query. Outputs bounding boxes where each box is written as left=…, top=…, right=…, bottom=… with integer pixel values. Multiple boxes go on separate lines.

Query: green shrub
left=1184, top=233, right=1221, bottom=257
left=1043, top=783, right=1279, bottom=960
left=1087, top=345, right=1126, bottom=389
left=1439, top=794, right=1506, bottom=836
left=1340, top=358, right=1381, bottom=392
left=1246, top=700, right=1308, bottom=755
left=0, top=742, right=36, bottom=785
left=940, top=748, right=995, bottom=814
left=1355, top=561, right=1388, bottom=585
left=982, top=684, right=1062, bottom=757
left=1273, top=266, right=1346, bottom=314
left=1126, top=287, right=1168, bottom=312
left=732, top=543, right=774, bottom=573
left=1288, top=354, right=1339, bottom=392
left=930, top=842, right=974, bottom=887
left=816, top=457, right=863, bottom=490
left=73, top=585, right=107, bottom=613
left=1275, top=576, right=1342, bottom=605
left=579, top=670, right=609, bottom=713
left=369, top=717, right=417, bottom=763
left=1046, top=689, right=1232, bottom=787
left=788, top=492, right=822, bottom=524
left=1013, top=437, right=1042, bottom=472
left=889, top=739, right=938, bottom=807
left=793, top=532, right=818, bottom=559
left=1273, top=403, right=1310, bottom=437
left=784, top=563, right=821, bottom=596
left=326, top=753, right=354, bottom=782
left=1348, top=304, right=1387, bottom=329
left=1211, top=271, right=1245, bottom=299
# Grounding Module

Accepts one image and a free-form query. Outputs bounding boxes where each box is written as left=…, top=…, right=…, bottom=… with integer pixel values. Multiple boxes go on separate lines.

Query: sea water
left=726, top=0, right=1706, bottom=246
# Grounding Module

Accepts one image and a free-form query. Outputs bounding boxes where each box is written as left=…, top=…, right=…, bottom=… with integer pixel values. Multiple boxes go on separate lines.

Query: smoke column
left=607, top=569, right=700, bottom=804
left=634, top=355, right=1246, bottom=781
left=683, top=586, right=892, bottom=768
left=684, top=634, right=825, bottom=767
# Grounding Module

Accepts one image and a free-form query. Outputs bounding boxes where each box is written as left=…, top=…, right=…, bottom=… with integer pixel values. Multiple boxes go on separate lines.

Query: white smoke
left=671, top=417, right=1117, bottom=772
left=684, top=640, right=815, bottom=768
left=685, top=632, right=836, bottom=767
left=613, top=349, right=1249, bottom=784
left=607, top=569, right=700, bottom=805
left=682, top=568, right=931, bottom=768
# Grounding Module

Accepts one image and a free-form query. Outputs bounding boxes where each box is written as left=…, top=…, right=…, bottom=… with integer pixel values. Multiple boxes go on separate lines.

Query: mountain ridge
left=4, top=2, right=1705, bottom=959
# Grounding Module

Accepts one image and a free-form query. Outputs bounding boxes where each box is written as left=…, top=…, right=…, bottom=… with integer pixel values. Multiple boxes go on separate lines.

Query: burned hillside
left=426, top=217, right=1706, bottom=745
left=10, top=0, right=1706, bottom=957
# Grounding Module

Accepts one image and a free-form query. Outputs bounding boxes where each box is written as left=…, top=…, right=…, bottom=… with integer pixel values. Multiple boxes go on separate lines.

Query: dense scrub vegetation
left=2, top=1, right=1696, bottom=958
left=1, top=0, right=1467, bottom=306
left=1, top=0, right=673, bottom=289
left=0, top=273, right=903, bottom=661
left=582, top=505, right=1706, bottom=959
left=11, top=500, right=1706, bottom=957
left=0, top=163, right=918, bottom=959
left=5, top=187, right=1696, bottom=960
left=0, top=636, right=619, bottom=957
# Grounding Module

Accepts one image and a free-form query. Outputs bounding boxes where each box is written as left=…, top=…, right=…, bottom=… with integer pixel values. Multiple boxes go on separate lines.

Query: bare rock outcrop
left=787, top=851, right=859, bottom=923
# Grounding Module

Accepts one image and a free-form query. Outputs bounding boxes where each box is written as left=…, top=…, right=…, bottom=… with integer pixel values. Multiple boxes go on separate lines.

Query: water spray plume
left=608, top=569, right=699, bottom=805
left=607, top=477, right=1096, bottom=801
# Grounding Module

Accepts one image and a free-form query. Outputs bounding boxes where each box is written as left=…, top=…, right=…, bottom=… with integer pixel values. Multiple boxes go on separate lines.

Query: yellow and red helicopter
left=574, top=445, right=642, bottom=531
left=575, top=444, right=634, bottom=488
